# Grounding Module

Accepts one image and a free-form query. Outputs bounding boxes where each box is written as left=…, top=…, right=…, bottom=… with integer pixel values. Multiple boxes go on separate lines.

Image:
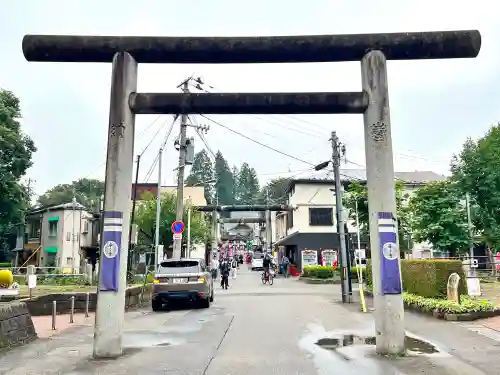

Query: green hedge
left=365, top=259, right=466, bottom=298
left=302, top=266, right=337, bottom=279
left=0, top=262, right=11, bottom=269
left=404, top=292, right=493, bottom=314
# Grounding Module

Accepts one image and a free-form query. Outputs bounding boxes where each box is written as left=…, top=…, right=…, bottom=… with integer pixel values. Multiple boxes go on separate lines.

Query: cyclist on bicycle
left=262, top=252, right=272, bottom=280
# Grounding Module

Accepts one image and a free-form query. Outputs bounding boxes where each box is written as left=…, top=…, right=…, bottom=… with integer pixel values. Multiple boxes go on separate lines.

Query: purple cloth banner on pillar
left=100, top=210, right=123, bottom=292
left=377, top=211, right=402, bottom=295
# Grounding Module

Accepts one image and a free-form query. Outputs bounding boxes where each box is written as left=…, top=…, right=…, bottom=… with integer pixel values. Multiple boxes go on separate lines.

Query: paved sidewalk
left=32, top=312, right=95, bottom=338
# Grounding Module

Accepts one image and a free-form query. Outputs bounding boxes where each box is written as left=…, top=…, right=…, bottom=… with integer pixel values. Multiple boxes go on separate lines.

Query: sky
left=1, top=0, right=499, bottom=197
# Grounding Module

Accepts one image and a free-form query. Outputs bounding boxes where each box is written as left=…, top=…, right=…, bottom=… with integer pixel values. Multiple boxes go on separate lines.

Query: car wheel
left=200, top=298, right=210, bottom=309
left=152, top=300, right=163, bottom=312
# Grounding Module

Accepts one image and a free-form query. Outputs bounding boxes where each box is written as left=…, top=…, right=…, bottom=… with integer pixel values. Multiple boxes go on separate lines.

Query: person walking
left=231, top=257, right=238, bottom=279
left=211, top=255, right=219, bottom=280
left=282, top=255, right=290, bottom=278
left=220, top=258, right=230, bottom=289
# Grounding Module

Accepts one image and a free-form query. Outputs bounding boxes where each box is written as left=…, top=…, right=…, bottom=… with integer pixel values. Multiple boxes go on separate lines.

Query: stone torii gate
left=22, top=30, right=481, bottom=357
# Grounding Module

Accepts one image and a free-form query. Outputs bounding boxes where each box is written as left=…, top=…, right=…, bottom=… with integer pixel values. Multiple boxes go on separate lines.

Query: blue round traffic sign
left=171, top=221, right=185, bottom=234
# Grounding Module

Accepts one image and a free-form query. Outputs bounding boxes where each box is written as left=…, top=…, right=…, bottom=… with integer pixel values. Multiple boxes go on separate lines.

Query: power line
left=190, top=83, right=325, bottom=139
left=139, top=116, right=176, bottom=157
left=199, top=114, right=315, bottom=167
left=188, top=116, right=217, bottom=161
left=143, top=118, right=177, bottom=183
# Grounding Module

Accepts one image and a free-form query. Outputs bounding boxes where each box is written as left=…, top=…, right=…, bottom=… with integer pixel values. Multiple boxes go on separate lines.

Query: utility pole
left=331, top=131, right=351, bottom=303
left=187, top=197, right=192, bottom=257
left=173, top=79, right=190, bottom=259
left=265, top=189, right=272, bottom=253
left=465, top=193, right=475, bottom=276
left=72, top=194, right=77, bottom=274
left=155, top=148, right=163, bottom=265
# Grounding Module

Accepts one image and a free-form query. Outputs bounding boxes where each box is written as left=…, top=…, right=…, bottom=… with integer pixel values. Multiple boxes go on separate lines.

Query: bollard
left=52, top=301, right=56, bottom=330
left=85, top=292, right=90, bottom=318
left=70, top=296, right=75, bottom=323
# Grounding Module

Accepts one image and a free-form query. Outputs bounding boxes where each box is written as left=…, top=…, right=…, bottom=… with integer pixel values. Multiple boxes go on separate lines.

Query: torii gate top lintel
left=22, top=30, right=480, bottom=64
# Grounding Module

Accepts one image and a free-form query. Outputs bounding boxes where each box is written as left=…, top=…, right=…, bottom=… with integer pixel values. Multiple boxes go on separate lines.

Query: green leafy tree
left=343, top=181, right=412, bottom=251
left=37, top=178, right=104, bottom=209
left=185, top=150, right=214, bottom=204
left=259, top=177, right=291, bottom=205
left=408, top=180, right=469, bottom=256
left=232, top=165, right=240, bottom=203
left=451, top=125, right=500, bottom=247
left=135, top=191, right=210, bottom=249
left=0, top=89, right=36, bottom=257
left=235, top=163, right=260, bottom=204
left=214, top=151, right=234, bottom=205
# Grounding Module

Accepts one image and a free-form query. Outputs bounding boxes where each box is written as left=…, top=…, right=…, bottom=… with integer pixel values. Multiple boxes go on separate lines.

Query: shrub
left=403, top=292, right=494, bottom=314
left=350, top=266, right=359, bottom=281
left=364, top=259, right=465, bottom=298
left=302, top=265, right=336, bottom=279
left=366, top=260, right=373, bottom=289
left=146, top=271, right=155, bottom=284
left=13, top=275, right=26, bottom=285
left=37, top=274, right=89, bottom=286
left=0, top=262, right=11, bottom=269
left=402, top=259, right=465, bottom=298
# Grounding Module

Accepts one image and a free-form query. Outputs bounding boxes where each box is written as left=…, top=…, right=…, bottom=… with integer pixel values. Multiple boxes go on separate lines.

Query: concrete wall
left=0, top=301, right=37, bottom=351
left=21, top=285, right=153, bottom=316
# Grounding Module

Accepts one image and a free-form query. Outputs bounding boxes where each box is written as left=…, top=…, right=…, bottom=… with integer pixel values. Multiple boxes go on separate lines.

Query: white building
left=273, top=169, right=446, bottom=268
left=22, top=202, right=95, bottom=272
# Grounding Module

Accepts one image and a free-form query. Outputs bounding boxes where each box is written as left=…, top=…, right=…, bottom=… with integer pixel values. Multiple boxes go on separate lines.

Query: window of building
left=309, top=208, right=334, bottom=226
left=83, top=220, right=89, bottom=233
left=29, top=220, right=41, bottom=239
left=48, top=221, right=58, bottom=237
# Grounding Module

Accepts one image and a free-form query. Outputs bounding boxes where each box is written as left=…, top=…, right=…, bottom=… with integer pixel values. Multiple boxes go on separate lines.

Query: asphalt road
left=0, top=269, right=496, bottom=375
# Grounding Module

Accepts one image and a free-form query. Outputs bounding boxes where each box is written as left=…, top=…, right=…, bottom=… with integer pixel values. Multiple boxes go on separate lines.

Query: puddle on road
left=316, top=334, right=439, bottom=355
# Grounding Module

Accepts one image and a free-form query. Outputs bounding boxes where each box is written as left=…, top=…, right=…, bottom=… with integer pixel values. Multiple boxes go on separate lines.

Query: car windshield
left=158, top=260, right=200, bottom=274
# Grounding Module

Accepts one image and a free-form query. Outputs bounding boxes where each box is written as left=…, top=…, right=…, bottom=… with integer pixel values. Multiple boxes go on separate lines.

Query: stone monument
left=447, top=272, right=461, bottom=303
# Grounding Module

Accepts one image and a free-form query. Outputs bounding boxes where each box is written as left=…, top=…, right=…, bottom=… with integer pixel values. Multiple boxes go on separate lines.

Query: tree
left=343, top=181, right=412, bottom=251
left=214, top=151, right=234, bottom=205
left=260, top=178, right=291, bottom=205
left=408, top=180, right=469, bottom=256
left=235, top=163, right=260, bottom=204
left=135, top=191, right=210, bottom=249
left=232, top=165, right=240, bottom=203
left=37, top=178, right=104, bottom=209
left=0, top=89, right=36, bottom=257
left=185, top=150, right=214, bottom=204
left=451, top=125, right=500, bottom=247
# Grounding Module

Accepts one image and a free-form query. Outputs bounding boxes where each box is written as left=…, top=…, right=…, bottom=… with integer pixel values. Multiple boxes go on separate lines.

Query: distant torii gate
left=193, top=205, right=294, bottom=258
left=22, top=29, right=480, bottom=357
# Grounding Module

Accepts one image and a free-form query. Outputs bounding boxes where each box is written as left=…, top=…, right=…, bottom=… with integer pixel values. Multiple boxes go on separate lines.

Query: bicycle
left=261, top=269, right=274, bottom=285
